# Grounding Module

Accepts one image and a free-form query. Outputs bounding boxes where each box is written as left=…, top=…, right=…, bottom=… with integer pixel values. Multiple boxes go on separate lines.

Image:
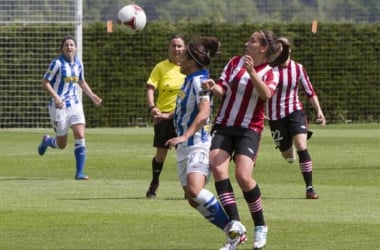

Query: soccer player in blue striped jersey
left=158, top=37, right=245, bottom=250
left=37, top=35, right=102, bottom=180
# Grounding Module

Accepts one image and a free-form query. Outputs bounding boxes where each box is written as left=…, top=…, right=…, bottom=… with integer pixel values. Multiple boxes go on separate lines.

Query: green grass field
left=1, top=124, right=379, bottom=250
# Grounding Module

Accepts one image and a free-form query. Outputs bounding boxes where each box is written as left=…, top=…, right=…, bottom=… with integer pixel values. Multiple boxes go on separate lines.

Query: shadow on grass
left=317, top=166, right=379, bottom=171
left=57, top=197, right=186, bottom=201
left=262, top=196, right=307, bottom=200
left=0, top=177, right=51, bottom=181
left=57, top=196, right=307, bottom=201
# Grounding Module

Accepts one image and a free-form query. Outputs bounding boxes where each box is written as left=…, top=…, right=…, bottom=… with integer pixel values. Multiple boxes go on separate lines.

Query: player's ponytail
left=187, top=36, right=221, bottom=67
left=259, top=30, right=290, bottom=67
left=269, top=37, right=291, bottom=67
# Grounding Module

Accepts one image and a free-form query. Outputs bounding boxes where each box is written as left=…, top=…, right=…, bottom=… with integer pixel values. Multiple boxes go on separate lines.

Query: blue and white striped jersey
left=174, top=69, right=211, bottom=146
left=44, top=55, right=84, bottom=108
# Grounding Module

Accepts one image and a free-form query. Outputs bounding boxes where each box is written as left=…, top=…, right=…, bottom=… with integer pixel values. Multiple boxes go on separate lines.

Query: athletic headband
left=260, top=31, right=273, bottom=55
left=187, top=43, right=205, bottom=66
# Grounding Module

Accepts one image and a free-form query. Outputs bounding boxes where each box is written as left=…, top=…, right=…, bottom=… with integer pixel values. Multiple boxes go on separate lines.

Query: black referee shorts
left=153, top=118, right=177, bottom=148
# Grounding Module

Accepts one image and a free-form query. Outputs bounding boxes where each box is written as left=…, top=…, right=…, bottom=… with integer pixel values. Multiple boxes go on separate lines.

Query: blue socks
left=74, top=139, right=86, bottom=174
left=45, top=136, right=57, bottom=148
left=193, top=189, right=229, bottom=230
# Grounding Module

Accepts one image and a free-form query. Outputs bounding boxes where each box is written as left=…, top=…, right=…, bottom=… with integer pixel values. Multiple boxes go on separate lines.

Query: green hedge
left=1, top=22, right=379, bottom=128
left=83, top=22, right=380, bottom=125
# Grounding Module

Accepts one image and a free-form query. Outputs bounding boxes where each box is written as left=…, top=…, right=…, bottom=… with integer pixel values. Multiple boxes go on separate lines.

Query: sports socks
left=243, top=185, right=265, bottom=226
left=298, top=149, right=313, bottom=188
left=45, top=136, right=57, bottom=148
left=74, top=139, right=86, bottom=174
left=215, top=179, right=240, bottom=221
left=193, top=189, right=229, bottom=230
left=151, top=157, right=163, bottom=184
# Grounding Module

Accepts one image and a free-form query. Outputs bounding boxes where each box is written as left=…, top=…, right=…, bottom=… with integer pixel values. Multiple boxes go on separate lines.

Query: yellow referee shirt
left=147, top=59, right=185, bottom=113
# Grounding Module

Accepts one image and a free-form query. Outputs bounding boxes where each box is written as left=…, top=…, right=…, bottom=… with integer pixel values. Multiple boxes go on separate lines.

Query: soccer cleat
left=38, top=134, right=50, bottom=156
left=306, top=187, right=319, bottom=199
left=219, top=235, right=247, bottom=250
left=75, top=172, right=89, bottom=180
left=146, top=182, right=159, bottom=198
left=219, top=220, right=247, bottom=250
left=253, top=225, right=268, bottom=249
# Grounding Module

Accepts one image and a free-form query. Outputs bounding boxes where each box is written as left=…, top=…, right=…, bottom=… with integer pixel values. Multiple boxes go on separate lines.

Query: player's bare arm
left=309, top=96, right=326, bottom=126
left=78, top=80, right=102, bottom=106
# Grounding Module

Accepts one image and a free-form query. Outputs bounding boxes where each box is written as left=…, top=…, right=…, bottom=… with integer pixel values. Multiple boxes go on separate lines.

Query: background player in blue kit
left=38, top=35, right=102, bottom=180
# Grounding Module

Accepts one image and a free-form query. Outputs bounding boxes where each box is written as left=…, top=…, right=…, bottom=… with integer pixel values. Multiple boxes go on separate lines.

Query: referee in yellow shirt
left=145, top=34, right=186, bottom=198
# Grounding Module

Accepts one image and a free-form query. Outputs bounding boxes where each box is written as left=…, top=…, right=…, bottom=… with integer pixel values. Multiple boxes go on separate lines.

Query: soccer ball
left=117, top=4, right=147, bottom=31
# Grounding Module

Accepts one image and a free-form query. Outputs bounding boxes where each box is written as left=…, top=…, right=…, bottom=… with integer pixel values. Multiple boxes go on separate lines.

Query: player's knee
left=56, top=140, right=67, bottom=149
left=281, top=147, right=296, bottom=163
left=74, top=138, right=86, bottom=148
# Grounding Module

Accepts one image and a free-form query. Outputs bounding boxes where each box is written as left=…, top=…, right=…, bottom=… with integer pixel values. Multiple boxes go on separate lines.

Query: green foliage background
left=84, top=22, right=380, bottom=126
left=1, top=22, right=379, bottom=127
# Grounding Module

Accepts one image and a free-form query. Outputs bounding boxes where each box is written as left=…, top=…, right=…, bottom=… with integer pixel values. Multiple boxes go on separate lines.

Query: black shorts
left=210, top=124, right=261, bottom=160
left=268, top=110, right=308, bottom=152
left=153, top=118, right=177, bottom=148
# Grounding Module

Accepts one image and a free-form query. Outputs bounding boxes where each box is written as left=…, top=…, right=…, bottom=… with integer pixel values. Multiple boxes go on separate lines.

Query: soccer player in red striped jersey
left=203, top=30, right=288, bottom=250
left=267, top=37, right=326, bottom=199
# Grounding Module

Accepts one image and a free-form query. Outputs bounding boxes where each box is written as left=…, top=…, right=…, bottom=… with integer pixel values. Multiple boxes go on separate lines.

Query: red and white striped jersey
left=214, top=56, right=279, bottom=133
left=267, top=60, right=316, bottom=120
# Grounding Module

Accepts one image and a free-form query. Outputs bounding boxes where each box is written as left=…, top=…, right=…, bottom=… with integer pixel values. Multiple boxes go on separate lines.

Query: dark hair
left=186, top=36, right=221, bottom=67
left=168, top=33, right=185, bottom=43
left=269, top=37, right=291, bottom=67
left=259, top=30, right=289, bottom=67
left=60, top=35, right=77, bottom=50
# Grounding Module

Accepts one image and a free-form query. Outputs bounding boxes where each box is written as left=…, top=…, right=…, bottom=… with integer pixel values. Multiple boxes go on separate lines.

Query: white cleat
left=253, top=225, right=268, bottom=249
left=219, top=220, right=247, bottom=250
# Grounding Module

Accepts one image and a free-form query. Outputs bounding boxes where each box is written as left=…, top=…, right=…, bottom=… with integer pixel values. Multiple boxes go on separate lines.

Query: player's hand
left=91, top=94, right=102, bottom=106
left=202, top=79, right=215, bottom=91
left=244, top=55, right=255, bottom=75
left=316, top=112, right=326, bottom=126
left=165, top=136, right=186, bottom=149
left=55, top=98, right=64, bottom=109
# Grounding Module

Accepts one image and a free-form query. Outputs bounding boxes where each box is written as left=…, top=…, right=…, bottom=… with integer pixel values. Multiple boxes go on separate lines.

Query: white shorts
left=176, top=142, right=211, bottom=187
left=48, top=104, right=85, bottom=136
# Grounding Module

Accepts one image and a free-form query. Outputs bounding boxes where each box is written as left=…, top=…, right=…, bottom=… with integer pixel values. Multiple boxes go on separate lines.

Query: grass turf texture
left=0, top=124, right=379, bottom=250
